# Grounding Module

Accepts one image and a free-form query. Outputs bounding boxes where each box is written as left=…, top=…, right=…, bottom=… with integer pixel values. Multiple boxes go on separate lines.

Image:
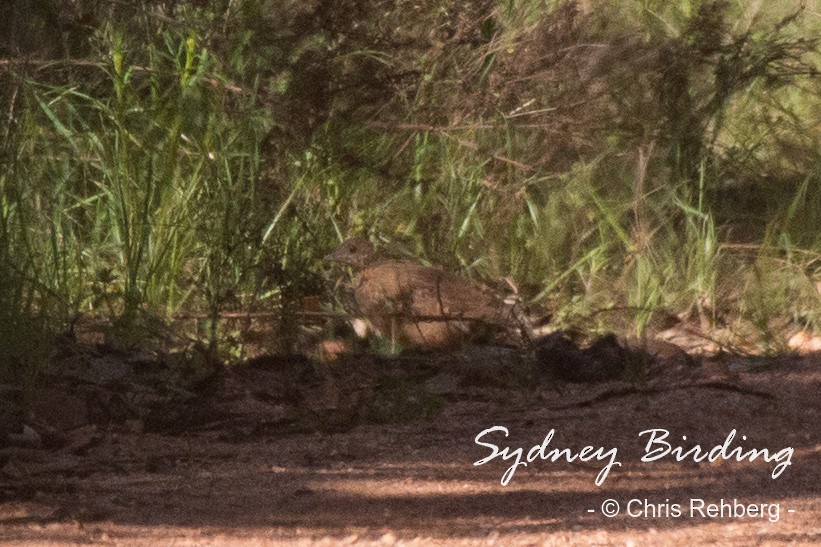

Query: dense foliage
left=2, top=0, right=820, bottom=377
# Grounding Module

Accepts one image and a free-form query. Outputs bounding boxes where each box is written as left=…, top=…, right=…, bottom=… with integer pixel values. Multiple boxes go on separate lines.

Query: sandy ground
left=1, top=350, right=819, bottom=546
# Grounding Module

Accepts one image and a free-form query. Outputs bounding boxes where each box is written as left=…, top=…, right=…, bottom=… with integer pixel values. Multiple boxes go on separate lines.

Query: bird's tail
left=499, top=294, right=536, bottom=346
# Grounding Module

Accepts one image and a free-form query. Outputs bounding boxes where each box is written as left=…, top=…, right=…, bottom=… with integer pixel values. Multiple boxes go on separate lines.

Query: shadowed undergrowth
left=1, top=0, right=820, bottom=381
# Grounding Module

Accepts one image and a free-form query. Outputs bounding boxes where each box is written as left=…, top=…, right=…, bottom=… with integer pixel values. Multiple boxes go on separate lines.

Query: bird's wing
left=354, top=261, right=504, bottom=324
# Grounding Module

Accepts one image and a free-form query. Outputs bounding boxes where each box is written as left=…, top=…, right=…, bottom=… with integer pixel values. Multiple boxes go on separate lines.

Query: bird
left=325, top=237, right=522, bottom=350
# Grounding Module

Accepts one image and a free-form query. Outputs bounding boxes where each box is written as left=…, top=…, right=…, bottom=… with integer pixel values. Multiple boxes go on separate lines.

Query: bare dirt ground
left=1, top=342, right=819, bottom=546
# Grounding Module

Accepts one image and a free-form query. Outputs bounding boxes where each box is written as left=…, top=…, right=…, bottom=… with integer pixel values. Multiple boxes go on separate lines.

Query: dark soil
left=1, top=338, right=819, bottom=546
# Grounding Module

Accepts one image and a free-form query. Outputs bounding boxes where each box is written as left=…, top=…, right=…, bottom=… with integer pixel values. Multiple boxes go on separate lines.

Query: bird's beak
left=325, top=247, right=351, bottom=264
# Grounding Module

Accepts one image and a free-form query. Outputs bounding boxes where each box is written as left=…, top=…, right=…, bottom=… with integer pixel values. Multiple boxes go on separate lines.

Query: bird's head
left=324, top=236, right=377, bottom=269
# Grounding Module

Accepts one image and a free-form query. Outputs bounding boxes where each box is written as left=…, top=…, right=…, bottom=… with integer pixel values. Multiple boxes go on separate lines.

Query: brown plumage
left=326, top=237, right=514, bottom=349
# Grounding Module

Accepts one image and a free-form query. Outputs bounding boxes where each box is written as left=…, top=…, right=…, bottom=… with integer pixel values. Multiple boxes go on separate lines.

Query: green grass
left=1, top=0, right=820, bottom=380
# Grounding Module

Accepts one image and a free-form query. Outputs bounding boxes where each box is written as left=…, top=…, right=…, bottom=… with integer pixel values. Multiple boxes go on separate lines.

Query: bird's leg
left=391, top=315, right=397, bottom=355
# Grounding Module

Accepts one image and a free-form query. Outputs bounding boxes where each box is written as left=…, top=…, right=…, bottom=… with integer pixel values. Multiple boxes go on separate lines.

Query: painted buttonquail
left=326, top=237, right=521, bottom=349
